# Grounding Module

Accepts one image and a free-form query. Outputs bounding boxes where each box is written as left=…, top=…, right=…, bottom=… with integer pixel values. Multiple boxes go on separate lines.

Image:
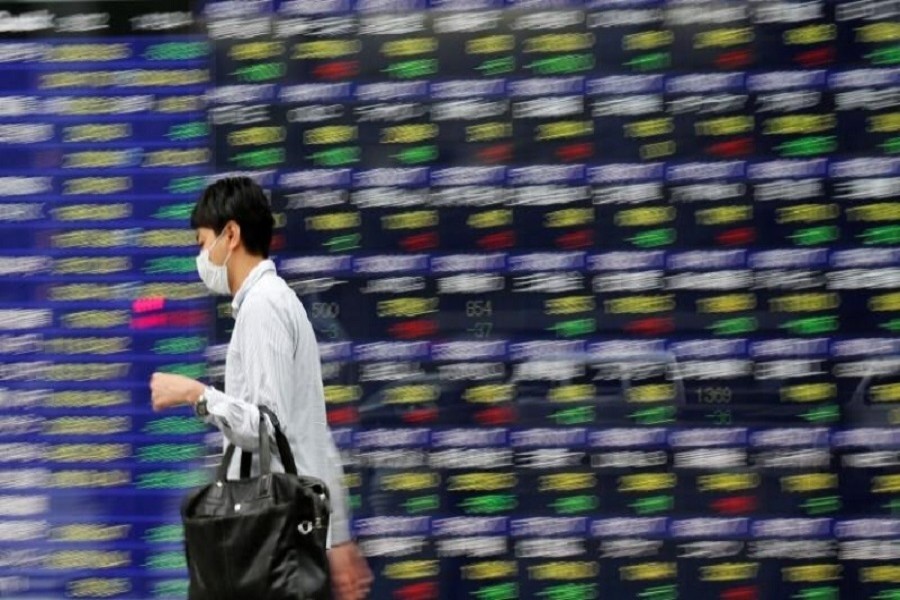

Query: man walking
left=149, top=176, right=372, bottom=599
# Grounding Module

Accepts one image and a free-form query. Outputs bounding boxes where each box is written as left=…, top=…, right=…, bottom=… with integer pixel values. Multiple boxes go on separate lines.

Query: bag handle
left=259, top=405, right=298, bottom=475
left=240, top=449, right=252, bottom=478
left=216, top=405, right=297, bottom=481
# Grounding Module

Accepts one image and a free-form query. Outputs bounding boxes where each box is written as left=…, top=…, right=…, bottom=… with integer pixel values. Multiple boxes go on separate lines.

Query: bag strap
left=240, top=450, right=252, bottom=478
left=217, top=445, right=236, bottom=482
left=257, top=406, right=273, bottom=475
left=259, top=405, right=298, bottom=475
left=215, top=405, right=297, bottom=481
left=217, top=444, right=254, bottom=481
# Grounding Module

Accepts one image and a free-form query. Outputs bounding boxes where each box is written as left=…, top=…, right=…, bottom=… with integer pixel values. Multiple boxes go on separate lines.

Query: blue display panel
left=3, top=0, right=900, bottom=598
left=206, top=1, right=900, bottom=599
left=0, top=1, right=210, bottom=597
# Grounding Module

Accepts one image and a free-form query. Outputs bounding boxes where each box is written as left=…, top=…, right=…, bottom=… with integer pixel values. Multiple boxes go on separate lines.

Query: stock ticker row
left=2, top=0, right=900, bottom=598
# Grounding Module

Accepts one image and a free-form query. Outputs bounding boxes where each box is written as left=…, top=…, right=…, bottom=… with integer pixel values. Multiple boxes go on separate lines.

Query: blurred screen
left=1, top=0, right=900, bottom=598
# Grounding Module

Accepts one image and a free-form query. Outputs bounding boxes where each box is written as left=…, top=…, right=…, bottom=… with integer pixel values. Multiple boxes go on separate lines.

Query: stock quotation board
left=3, top=0, right=900, bottom=598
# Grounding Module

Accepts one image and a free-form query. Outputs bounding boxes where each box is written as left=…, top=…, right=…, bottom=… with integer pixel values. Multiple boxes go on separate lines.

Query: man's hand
left=328, top=542, right=372, bottom=600
left=149, top=372, right=205, bottom=412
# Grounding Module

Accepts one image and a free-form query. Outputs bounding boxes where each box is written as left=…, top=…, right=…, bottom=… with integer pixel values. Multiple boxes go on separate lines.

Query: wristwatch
left=194, top=387, right=210, bottom=418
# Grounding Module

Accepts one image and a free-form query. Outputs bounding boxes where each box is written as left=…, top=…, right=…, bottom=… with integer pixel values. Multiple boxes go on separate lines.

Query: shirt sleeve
left=202, top=296, right=353, bottom=545
left=202, top=386, right=269, bottom=451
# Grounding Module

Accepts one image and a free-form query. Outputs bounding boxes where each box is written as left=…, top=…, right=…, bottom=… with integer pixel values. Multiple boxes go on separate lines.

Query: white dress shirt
left=202, top=259, right=351, bottom=546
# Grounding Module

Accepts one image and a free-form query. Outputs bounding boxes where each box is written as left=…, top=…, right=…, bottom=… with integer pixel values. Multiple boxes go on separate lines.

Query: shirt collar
left=232, top=259, right=276, bottom=314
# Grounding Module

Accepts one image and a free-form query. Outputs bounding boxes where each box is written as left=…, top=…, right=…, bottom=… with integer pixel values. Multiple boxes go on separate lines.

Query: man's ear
left=225, top=221, right=242, bottom=251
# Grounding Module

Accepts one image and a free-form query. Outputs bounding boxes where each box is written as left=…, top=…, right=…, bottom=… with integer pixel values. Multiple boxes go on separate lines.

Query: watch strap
left=194, top=387, right=211, bottom=417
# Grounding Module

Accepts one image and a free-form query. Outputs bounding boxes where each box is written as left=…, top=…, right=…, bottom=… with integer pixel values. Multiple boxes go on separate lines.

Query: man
left=149, top=176, right=372, bottom=600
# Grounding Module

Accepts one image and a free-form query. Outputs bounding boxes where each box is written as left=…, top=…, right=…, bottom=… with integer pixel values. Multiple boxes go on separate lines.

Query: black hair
left=190, top=176, right=274, bottom=258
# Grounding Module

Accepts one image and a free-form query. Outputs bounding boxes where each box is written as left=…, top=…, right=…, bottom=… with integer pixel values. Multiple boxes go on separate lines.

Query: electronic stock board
left=2, top=0, right=900, bottom=598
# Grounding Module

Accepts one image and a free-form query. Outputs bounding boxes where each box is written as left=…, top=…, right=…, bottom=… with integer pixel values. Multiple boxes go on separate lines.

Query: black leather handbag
left=181, top=406, right=332, bottom=599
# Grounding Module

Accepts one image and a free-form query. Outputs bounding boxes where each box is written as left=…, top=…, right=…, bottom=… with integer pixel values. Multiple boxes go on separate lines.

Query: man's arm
left=149, top=301, right=301, bottom=451
left=149, top=372, right=271, bottom=450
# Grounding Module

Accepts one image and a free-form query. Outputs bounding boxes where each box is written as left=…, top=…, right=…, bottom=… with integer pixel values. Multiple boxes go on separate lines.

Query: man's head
left=190, top=176, right=274, bottom=258
left=190, top=177, right=274, bottom=295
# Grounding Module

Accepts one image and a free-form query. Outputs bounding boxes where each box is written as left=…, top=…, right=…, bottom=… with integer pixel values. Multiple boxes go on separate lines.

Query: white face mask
left=196, top=230, right=232, bottom=295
